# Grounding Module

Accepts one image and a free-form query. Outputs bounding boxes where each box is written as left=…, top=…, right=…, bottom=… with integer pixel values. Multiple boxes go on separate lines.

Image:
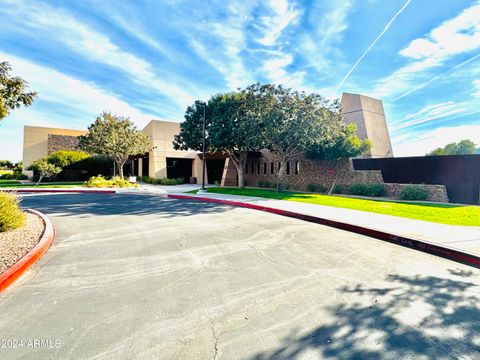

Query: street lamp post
left=195, top=100, right=207, bottom=193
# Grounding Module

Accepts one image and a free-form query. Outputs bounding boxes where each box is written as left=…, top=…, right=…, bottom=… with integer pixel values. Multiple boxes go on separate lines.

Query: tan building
left=23, top=126, right=87, bottom=178
left=342, top=93, right=393, bottom=158
left=22, top=93, right=393, bottom=182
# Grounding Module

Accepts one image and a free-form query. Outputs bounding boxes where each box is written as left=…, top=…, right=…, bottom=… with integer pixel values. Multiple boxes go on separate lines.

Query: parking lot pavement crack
left=205, top=316, right=219, bottom=360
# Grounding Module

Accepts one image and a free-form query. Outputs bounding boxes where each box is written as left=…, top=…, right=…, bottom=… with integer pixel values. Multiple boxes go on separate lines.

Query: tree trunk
left=229, top=152, right=247, bottom=189
left=327, top=160, right=339, bottom=195
left=117, top=160, right=124, bottom=179
left=35, top=174, right=43, bottom=186
left=276, top=161, right=285, bottom=192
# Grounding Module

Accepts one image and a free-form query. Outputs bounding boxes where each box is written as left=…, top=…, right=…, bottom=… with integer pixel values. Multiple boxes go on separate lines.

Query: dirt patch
left=0, top=212, right=44, bottom=274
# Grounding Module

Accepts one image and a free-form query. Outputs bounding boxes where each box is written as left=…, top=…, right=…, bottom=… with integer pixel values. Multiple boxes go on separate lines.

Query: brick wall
left=384, top=183, right=449, bottom=203
left=243, top=151, right=383, bottom=190
left=47, top=134, right=81, bottom=154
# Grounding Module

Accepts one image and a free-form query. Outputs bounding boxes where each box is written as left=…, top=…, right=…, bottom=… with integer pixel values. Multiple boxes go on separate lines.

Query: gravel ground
left=0, top=212, right=44, bottom=274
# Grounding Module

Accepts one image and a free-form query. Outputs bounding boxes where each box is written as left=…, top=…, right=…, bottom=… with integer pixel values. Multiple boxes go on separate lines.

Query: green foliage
left=0, top=62, right=37, bottom=121
left=47, top=150, right=90, bottom=168
left=84, top=175, right=138, bottom=188
left=257, top=180, right=272, bottom=188
left=31, top=159, right=62, bottom=184
left=348, top=183, right=385, bottom=197
left=80, top=112, right=150, bottom=178
left=0, top=172, right=27, bottom=180
left=399, top=185, right=428, bottom=201
left=332, top=184, right=347, bottom=194
left=0, top=160, right=13, bottom=169
left=0, top=191, right=26, bottom=232
left=141, top=176, right=184, bottom=185
left=428, top=139, right=477, bottom=156
left=306, top=183, right=327, bottom=193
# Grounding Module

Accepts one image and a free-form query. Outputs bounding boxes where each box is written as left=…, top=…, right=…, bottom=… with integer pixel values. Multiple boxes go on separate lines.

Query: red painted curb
left=168, top=194, right=480, bottom=269
left=8, top=189, right=115, bottom=194
left=0, top=209, right=55, bottom=292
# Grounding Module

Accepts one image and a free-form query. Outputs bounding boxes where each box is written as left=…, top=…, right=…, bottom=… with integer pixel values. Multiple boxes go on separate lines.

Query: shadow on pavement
left=252, top=269, right=480, bottom=359
left=19, top=192, right=229, bottom=218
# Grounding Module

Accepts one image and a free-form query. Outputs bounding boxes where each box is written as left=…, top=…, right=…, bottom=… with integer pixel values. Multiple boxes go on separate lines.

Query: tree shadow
left=19, top=192, right=229, bottom=218
left=252, top=269, right=480, bottom=359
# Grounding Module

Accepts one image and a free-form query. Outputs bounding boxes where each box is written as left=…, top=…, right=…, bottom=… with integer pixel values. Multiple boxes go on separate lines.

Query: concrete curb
left=168, top=194, right=480, bottom=269
left=5, top=189, right=116, bottom=194
left=0, top=209, right=55, bottom=292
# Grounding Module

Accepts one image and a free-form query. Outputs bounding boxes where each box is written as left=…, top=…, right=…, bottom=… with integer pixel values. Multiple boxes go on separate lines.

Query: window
left=270, top=162, right=274, bottom=174
left=251, top=163, right=254, bottom=174
left=263, top=162, right=267, bottom=174
left=257, top=163, right=260, bottom=174
left=278, top=162, right=281, bottom=172
left=286, top=161, right=290, bottom=175
left=245, top=164, right=248, bottom=174
left=295, top=161, right=299, bottom=175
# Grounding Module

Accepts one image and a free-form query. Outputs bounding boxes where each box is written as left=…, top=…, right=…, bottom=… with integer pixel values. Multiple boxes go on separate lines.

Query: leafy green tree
left=306, top=123, right=370, bottom=194
left=0, top=160, right=13, bottom=169
left=0, top=61, right=37, bottom=120
left=79, top=112, right=150, bottom=178
left=263, top=85, right=345, bottom=191
left=31, top=159, right=62, bottom=185
left=428, top=139, right=477, bottom=156
left=174, top=84, right=270, bottom=188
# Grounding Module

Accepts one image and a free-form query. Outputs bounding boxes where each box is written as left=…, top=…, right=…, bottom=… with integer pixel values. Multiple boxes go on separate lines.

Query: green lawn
left=0, top=181, right=84, bottom=188
left=199, top=187, right=480, bottom=226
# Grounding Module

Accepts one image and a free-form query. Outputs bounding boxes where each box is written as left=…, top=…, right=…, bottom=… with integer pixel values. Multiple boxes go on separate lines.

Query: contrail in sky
left=393, top=52, right=480, bottom=101
left=335, top=0, right=413, bottom=93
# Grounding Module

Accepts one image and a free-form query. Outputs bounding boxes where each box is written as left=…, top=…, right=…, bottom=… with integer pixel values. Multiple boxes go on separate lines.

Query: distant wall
left=353, top=155, right=480, bottom=205
left=47, top=134, right=81, bottom=154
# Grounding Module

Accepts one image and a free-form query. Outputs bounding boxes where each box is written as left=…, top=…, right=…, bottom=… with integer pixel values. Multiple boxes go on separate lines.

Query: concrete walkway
left=169, top=191, right=480, bottom=261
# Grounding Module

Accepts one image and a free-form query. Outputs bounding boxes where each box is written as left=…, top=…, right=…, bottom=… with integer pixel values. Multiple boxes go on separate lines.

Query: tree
left=31, top=159, right=62, bottom=185
left=0, top=61, right=37, bottom=120
left=306, top=123, right=370, bottom=194
left=174, top=84, right=270, bottom=188
left=263, top=85, right=344, bottom=191
left=79, top=112, right=150, bottom=178
left=47, top=150, right=90, bottom=168
left=428, top=139, right=477, bottom=156
left=0, top=160, right=13, bottom=169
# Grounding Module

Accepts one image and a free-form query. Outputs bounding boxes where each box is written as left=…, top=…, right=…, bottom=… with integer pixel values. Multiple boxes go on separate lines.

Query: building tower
left=341, top=93, right=393, bottom=158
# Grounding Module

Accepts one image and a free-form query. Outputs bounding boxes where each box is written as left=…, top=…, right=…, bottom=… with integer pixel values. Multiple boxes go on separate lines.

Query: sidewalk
left=168, top=191, right=480, bottom=267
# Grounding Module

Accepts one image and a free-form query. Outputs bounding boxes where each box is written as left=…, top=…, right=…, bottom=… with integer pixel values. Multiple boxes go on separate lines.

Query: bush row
left=141, top=176, right=185, bottom=185
left=0, top=172, right=28, bottom=180
left=84, top=175, right=138, bottom=188
left=0, top=192, right=26, bottom=232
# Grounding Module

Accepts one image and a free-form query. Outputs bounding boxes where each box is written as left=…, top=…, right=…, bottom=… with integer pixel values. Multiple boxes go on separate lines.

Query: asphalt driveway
left=1, top=193, right=479, bottom=359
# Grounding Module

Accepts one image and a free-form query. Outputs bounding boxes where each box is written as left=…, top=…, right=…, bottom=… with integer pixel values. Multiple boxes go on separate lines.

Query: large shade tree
left=79, top=112, right=150, bottom=178
left=0, top=61, right=37, bottom=120
left=174, top=84, right=271, bottom=188
left=263, top=85, right=346, bottom=191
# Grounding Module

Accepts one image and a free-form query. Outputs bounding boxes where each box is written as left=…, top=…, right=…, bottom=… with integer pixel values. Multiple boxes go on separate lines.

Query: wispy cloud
left=257, top=0, right=301, bottom=46
left=0, top=0, right=200, bottom=108
left=335, top=0, right=413, bottom=92
left=371, top=1, right=480, bottom=99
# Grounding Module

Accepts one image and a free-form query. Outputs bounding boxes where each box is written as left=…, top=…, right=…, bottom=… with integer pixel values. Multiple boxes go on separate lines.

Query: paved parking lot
left=1, top=193, right=479, bottom=359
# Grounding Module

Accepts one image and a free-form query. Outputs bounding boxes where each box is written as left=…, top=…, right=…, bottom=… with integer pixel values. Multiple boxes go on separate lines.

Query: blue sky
left=1, top=0, right=479, bottom=161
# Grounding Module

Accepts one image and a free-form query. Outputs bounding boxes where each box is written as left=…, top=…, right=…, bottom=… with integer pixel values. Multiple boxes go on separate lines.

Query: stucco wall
left=23, top=126, right=87, bottom=176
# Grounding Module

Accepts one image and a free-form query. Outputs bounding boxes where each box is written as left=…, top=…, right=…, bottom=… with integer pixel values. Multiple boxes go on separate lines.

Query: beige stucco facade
left=23, top=126, right=87, bottom=177
left=341, top=93, right=393, bottom=158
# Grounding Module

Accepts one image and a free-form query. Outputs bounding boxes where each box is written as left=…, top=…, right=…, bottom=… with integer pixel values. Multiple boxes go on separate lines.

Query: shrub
left=85, top=175, right=112, bottom=188
left=158, top=178, right=178, bottom=185
left=0, top=172, right=27, bottom=180
left=332, top=184, right=347, bottom=194
left=306, top=183, right=327, bottom=193
left=257, top=180, right=272, bottom=188
left=399, top=184, right=428, bottom=201
left=175, top=177, right=185, bottom=185
left=349, top=183, right=385, bottom=197
left=84, top=175, right=138, bottom=188
left=0, top=192, right=26, bottom=232
left=47, top=150, right=90, bottom=168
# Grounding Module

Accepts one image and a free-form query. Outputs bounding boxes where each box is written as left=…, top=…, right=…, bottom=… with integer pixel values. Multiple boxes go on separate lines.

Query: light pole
left=195, top=100, right=207, bottom=193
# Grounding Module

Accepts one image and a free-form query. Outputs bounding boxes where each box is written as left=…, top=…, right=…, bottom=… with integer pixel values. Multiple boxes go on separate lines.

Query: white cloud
left=393, top=124, right=480, bottom=156
left=261, top=51, right=306, bottom=88
left=370, top=1, right=480, bottom=99
left=257, top=0, right=301, bottom=46
left=0, top=0, right=199, bottom=108
left=400, top=3, right=480, bottom=61
left=473, top=79, right=480, bottom=97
